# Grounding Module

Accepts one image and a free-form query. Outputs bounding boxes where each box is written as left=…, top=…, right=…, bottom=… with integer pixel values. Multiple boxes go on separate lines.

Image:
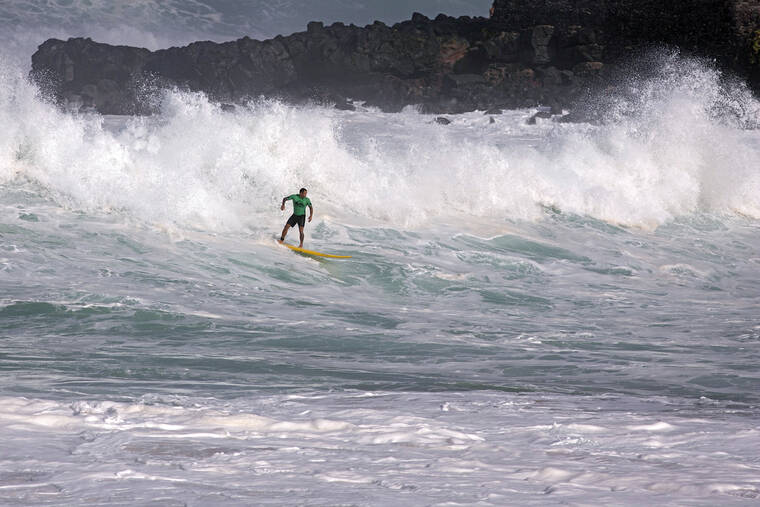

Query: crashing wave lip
left=5, top=47, right=760, bottom=230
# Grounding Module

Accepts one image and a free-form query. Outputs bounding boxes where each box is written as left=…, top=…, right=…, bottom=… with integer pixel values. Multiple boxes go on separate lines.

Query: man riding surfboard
left=280, top=188, right=313, bottom=248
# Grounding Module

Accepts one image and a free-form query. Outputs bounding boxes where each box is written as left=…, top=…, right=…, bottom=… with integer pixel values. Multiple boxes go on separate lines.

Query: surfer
left=280, top=188, right=313, bottom=248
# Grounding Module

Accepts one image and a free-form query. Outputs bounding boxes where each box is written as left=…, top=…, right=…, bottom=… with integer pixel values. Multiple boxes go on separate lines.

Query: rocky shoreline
left=30, top=0, right=760, bottom=116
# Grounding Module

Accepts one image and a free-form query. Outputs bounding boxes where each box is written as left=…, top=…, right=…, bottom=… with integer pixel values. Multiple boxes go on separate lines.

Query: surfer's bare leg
left=298, top=225, right=305, bottom=248
left=280, top=224, right=291, bottom=242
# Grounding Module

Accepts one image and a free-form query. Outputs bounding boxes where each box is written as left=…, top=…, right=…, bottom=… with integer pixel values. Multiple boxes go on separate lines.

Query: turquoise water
left=3, top=192, right=760, bottom=405
left=2, top=59, right=760, bottom=503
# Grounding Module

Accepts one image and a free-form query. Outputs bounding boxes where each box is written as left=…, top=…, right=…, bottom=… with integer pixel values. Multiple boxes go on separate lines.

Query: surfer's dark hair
left=300, top=188, right=307, bottom=193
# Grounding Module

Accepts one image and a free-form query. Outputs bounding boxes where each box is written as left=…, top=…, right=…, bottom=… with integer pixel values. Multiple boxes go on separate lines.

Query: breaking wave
left=1, top=52, right=759, bottom=231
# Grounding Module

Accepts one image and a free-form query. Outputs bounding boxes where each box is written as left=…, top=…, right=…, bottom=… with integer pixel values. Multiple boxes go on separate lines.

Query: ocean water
left=2, top=4, right=760, bottom=504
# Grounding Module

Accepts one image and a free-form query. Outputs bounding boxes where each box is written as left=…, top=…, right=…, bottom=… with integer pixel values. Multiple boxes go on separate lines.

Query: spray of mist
left=1, top=52, right=759, bottom=232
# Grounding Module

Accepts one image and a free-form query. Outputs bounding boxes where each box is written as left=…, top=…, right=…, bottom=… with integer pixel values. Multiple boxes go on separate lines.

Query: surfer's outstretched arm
left=308, top=204, right=313, bottom=222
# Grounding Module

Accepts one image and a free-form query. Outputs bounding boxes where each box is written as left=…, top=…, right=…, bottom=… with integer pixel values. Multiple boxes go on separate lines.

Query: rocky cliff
left=491, top=0, right=760, bottom=69
left=31, top=1, right=760, bottom=115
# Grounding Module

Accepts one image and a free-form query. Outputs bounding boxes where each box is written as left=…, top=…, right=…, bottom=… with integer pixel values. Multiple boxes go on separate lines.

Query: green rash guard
left=286, top=194, right=312, bottom=216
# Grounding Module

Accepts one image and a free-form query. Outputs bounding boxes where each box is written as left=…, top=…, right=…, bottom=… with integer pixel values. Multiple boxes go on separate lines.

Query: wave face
left=2, top=33, right=760, bottom=506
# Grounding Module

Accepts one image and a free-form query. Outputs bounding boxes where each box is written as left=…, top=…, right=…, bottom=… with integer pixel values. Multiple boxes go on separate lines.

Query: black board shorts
left=287, top=214, right=306, bottom=227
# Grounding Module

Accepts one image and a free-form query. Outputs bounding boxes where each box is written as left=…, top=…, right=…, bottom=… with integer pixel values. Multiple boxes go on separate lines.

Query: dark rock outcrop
left=491, top=0, right=760, bottom=81
left=31, top=1, right=760, bottom=115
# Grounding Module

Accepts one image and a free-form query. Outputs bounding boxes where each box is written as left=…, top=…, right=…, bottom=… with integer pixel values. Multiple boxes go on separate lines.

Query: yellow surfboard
left=277, top=240, right=352, bottom=259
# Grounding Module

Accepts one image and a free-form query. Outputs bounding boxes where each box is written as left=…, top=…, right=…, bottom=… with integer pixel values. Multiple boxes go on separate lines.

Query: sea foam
left=1, top=53, right=759, bottom=232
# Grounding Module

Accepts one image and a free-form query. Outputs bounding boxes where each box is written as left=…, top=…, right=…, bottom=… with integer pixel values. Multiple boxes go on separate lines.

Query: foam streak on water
left=1, top=55, right=760, bottom=504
